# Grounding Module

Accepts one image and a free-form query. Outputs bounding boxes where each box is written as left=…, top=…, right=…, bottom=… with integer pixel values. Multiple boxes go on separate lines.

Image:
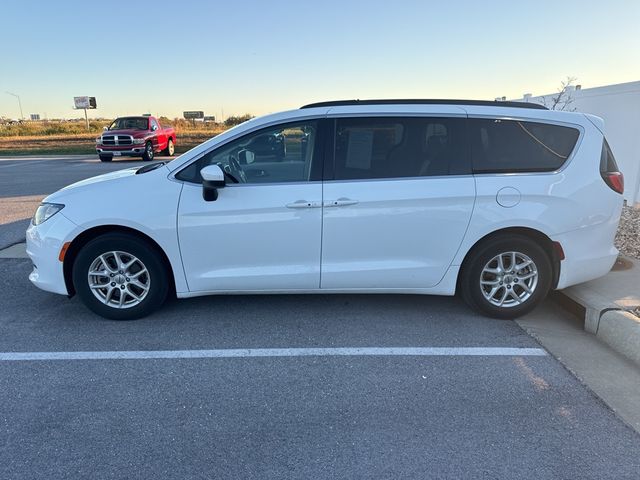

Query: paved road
left=1, top=155, right=640, bottom=479
left=0, top=155, right=174, bottom=249
left=1, top=257, right=640, bottom=479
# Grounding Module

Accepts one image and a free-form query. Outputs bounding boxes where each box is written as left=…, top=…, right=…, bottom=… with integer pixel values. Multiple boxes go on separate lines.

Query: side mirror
left=103, top=126, right=108, bottom=131
left=201, top=164, right=225, bottom=201
left=152, top=124, right=158, bottom=131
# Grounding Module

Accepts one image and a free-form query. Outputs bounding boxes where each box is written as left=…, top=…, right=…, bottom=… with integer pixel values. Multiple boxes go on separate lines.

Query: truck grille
left=101, top=135, right=133, bottom=146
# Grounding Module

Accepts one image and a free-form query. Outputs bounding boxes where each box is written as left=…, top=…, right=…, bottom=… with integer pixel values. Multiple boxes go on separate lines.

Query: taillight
left=600, top=139, right=624, bottom=194
left=601, top=171, right=624, bottom=194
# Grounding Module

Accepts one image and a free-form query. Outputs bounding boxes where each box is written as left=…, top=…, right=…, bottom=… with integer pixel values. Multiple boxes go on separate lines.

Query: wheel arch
left=63, top=225, right=176, bottom=297
left=457, top=226, right=561, bottom=292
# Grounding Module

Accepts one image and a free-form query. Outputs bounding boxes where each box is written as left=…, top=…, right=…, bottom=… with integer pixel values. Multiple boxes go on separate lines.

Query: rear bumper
left=554, top=220, right=619, bottom=289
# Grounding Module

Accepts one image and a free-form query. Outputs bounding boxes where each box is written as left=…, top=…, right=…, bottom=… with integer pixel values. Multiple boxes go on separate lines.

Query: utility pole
left=5, top=91, right=24, bottom=120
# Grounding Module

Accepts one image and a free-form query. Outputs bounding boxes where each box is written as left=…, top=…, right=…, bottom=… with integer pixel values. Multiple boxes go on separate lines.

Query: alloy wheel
left=87, top=251, right=151, bottom=309
left=479, top=251, right=538, bottom=308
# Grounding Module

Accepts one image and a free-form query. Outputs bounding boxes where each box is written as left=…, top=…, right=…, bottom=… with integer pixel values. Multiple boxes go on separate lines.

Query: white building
left=513, top=81, right=640, bottom=207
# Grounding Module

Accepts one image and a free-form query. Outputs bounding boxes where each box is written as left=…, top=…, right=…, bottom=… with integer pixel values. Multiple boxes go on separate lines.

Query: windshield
left=109, top=117, right=149, bottom=130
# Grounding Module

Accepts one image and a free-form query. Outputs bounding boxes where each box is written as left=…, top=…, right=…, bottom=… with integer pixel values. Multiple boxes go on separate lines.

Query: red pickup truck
left=96, top=115, right=176, bottom=162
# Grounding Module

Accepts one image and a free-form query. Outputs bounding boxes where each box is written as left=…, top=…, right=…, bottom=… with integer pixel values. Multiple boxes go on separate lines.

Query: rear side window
left=469, top=119, right=580, bottom=173
left=333, top=117, right=469, bottom=180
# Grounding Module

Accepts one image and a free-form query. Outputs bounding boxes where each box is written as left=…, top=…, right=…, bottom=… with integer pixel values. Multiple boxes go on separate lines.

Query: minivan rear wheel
left=460, top=235, right=552, bottom=319
left=72, top=233, right=169, bottom=320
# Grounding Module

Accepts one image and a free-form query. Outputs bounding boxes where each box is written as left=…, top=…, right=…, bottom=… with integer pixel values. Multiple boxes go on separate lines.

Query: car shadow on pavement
left=0, top=218, right=30, bottom=250
left=0, top=258, right=538, bottom=353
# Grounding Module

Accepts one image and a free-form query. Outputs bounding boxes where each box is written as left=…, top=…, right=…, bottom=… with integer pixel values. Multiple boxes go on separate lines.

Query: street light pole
left=5, top=91, right=24, bottom=120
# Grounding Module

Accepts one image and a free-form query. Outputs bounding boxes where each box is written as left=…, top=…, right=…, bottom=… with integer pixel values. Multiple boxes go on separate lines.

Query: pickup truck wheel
left=164, top=139, right=175, bottom=156
left=99, top=155, right=112, bottom=162
left=142, top=142, right=154, bottom=161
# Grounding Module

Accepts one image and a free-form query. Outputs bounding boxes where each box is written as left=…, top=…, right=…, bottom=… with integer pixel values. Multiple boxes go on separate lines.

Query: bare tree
left=540, top=76, right=578, bottom=111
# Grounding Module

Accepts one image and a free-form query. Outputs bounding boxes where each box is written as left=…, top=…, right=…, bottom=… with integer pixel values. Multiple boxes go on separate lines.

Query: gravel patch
left=615, top=205, right=640, bottom=260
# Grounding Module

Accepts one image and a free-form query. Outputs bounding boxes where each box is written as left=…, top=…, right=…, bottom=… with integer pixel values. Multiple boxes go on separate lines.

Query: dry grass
left=0, top=117, right=245, bottom=138
left=0, top=119, right=229, bottom=155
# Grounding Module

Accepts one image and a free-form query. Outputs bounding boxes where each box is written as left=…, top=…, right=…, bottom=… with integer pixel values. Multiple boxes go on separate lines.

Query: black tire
left=142, top=142, right=154, bottom=161
left=459, top=235, right=552, bottom=319
left=72, top=233, right=169, bottom=320
left=99, top=155, right=112, bottom=162
left=164, top=138, right=175, bottom=156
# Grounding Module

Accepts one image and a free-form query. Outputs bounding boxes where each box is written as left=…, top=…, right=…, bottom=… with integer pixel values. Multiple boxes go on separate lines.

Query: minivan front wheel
left=72, top=234, right=169, bottom=320
left=460, top=236, right=552, bottom=319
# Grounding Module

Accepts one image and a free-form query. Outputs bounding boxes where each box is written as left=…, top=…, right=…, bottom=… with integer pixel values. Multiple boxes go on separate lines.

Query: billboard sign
left=184, top=111, right=204, bottom=119
left=74, top=96, right=97, bottom=109
left=30, top=114, right=40, bottom=121
left=203, top=116, right=216, bottom=122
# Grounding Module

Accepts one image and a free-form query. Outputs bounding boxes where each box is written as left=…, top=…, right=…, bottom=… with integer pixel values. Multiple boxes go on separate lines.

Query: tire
left=72, top=233, right=169, bottom=320
left=99, top=155, right=112, bottom=162
left=164, top=138, right=175, bottom=156
left=459, top=235, right=552, bottom=319
left=142, top=142, right=154, bottom=161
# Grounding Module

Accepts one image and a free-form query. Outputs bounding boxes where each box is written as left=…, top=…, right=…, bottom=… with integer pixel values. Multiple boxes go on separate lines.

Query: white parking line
left=0, top=159, right=51, bottom=169
left=0, top=347, right=547, bottom=361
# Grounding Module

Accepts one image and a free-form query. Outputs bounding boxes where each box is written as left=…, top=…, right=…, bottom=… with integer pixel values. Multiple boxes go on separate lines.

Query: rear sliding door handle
left=324, top=198, right=359, bottom=207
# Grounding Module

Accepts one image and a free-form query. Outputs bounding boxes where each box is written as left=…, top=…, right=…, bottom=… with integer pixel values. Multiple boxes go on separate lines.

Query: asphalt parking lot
left=1, top=155, right=640, bottom=479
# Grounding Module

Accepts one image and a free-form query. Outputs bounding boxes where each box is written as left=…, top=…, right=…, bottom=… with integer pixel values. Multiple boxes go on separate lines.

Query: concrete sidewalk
left=560, top=256, right=640, bottom=366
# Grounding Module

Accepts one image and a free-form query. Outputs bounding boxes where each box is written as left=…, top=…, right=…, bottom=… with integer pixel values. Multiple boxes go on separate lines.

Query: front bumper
left=96, top=146, right=146, bottom=157
left=26, top=213, right=78, bottom=296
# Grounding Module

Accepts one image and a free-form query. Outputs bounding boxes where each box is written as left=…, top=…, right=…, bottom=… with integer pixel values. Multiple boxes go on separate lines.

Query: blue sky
left=1, top=0, right=639, bottom=119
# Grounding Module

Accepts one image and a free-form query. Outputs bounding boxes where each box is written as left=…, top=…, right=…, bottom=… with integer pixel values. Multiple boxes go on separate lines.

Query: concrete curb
left=559, top=288, right=612, bottom=334
left=555, top=255, right=640, bottom=367
left=553, top=289, right=640, bottom=367
left=597, top=310, right=640, bottom=367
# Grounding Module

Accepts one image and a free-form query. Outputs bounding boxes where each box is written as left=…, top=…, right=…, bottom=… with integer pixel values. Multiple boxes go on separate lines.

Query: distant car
left=96, top=116, right=176, bottom=162
left=27, top=99, right=624, bottom=320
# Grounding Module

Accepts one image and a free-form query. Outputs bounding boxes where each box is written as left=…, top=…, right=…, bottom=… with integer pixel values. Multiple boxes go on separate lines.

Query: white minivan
left=27, top=100, right=624, bottom=320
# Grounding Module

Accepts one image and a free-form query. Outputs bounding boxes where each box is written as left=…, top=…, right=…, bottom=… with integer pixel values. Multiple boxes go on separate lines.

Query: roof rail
left=300, top=99, right=548, bottom=110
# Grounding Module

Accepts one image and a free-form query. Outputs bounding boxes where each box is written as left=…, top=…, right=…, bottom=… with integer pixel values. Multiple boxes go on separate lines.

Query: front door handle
left=324, top=198, right=359, bottom=207
left=286, top=200, right=320, bottom=209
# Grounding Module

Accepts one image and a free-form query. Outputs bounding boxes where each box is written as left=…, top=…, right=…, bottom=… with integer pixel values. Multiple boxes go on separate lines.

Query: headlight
left=32, top=203, right=64, bottom=226
left=95, top=137, right=102, bottom=144
left=133, top=138, right=145, bottom=145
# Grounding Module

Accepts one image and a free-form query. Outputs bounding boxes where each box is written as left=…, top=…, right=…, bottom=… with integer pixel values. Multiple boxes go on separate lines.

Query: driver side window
left=177, top=121, right=318, bottom=184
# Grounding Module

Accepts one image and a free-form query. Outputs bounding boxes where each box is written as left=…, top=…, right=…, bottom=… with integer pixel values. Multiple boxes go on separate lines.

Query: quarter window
left=469, top=119, right=580, bottom=173
left=176, top=121, right=318, bottom=184
left=333, top=117, right=469, bottom=180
